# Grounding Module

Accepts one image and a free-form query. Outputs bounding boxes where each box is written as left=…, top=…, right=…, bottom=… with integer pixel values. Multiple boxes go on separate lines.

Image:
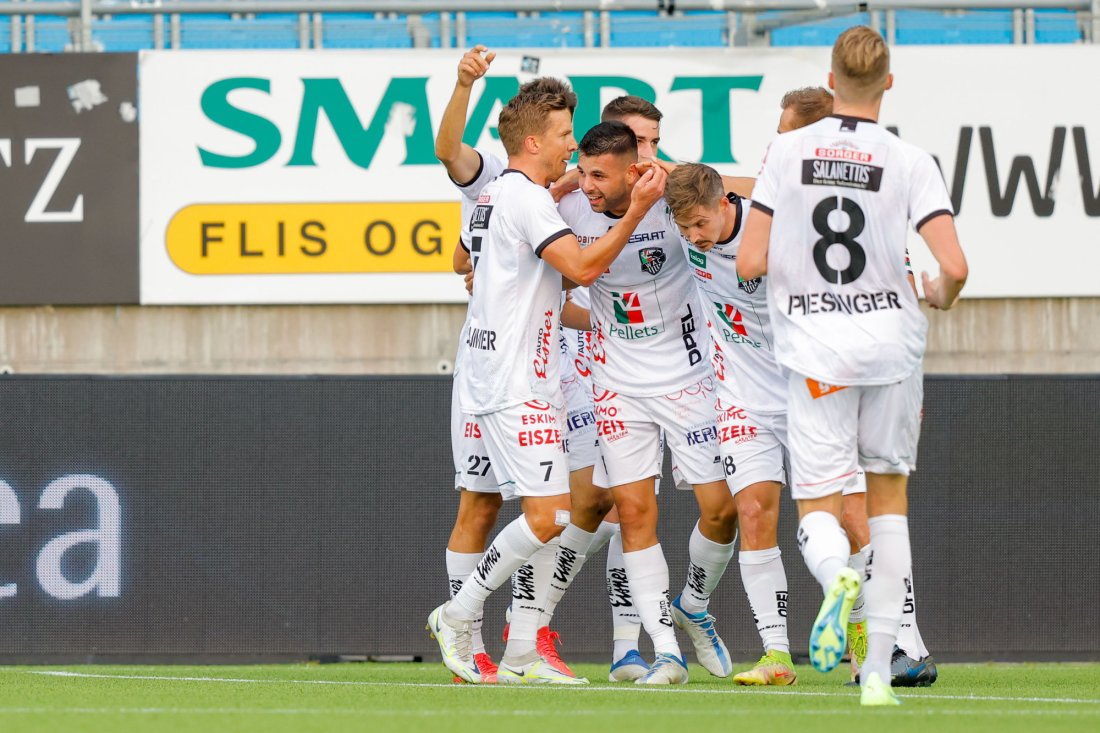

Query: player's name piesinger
left=787, top=290, right=903, bottom=315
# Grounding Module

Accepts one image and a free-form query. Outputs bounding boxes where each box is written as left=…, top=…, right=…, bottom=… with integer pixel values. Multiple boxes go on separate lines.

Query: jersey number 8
left=811, top=196, right=866, bottom=285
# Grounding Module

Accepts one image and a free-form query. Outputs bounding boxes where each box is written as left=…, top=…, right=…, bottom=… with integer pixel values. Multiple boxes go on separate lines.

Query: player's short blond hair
left=601, top=95, right=663, bottom=124
left=832, top=26, right=890, bottom=101
left=780, top=86, right=834, bottom=129
left=498, top=78, right=578, bottom=156
left=665, top=163, right=724, bottom=220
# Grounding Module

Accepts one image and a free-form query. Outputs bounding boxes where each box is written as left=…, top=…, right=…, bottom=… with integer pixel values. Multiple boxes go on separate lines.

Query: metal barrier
left=0, top=1, right=1097, bottom=51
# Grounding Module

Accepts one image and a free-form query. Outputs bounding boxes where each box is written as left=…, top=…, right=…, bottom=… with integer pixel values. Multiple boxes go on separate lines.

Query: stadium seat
left=1034, top=9, right=1082, bottom=44
left=321, top=14, right=412, bottom=49
left=179, top=14, right=300, bottom=50
left=894, top=10, right=1014, bottom=45
left=769, top=12, right=870, bottom=47
left=464, top=11, right=587, bottom=48
left=29, top=15, right=72, bottom=52
left=609, top=10, right=727, bottom=47
left=91, top=15, right=157, bottom=52
left=0, top=17, right=8, bottom=53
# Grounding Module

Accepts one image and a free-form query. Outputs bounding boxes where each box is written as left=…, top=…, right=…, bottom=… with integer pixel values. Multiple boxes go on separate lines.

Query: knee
left=525, top=510, right=565, bottom=544
left=699, top=500, right=738, bottom=532
left=458, top=493, right=503, bottom=536
left=615, top=497, right=656, bottom=530
left=574, top=490, right=614, bottom=523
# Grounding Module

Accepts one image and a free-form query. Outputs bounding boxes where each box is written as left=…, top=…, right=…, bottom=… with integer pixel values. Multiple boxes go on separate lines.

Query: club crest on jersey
left=738, top=276, right=761, bottom=294
left=638, top=247, right=666, bottom=276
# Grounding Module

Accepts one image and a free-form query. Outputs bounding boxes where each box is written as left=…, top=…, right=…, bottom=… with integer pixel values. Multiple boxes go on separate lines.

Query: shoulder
left=476, top=148, right=507, bottom=179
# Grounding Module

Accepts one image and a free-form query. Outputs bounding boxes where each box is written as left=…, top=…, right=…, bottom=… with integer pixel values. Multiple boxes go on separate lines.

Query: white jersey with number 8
left=751, top=114, right=953, bottom=386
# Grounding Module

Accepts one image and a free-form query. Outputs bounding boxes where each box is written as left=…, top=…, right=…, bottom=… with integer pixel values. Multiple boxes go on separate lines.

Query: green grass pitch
left=1, top=662, right=1098, bottom=733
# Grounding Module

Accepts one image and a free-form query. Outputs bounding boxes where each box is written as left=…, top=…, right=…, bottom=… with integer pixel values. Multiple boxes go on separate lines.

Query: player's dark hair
left=601, top=95, right=663, bottom=123
left=578, top=120, right=638, bottom=159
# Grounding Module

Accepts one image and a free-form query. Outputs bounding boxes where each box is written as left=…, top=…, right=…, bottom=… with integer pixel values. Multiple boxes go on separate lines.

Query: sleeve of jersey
left=748, top=141, right=780, bottom=217
left=909, top=151, right=954, bottom=231
left=451, top=149, right=506, bottom=201
left=521, top=188, right=574, bottom=258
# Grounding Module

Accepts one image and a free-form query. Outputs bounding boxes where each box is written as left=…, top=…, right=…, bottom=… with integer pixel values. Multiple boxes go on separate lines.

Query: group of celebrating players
left=427, top=26, right=967, bottom=706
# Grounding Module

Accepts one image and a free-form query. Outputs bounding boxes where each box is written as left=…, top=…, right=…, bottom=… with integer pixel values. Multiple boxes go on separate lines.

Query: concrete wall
left=0, top=298, right=1096, bottom=375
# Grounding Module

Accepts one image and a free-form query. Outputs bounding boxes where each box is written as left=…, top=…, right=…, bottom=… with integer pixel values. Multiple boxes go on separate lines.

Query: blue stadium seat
left=770, top=13, right=870, bottom=47
left=321, top=14, right=412, bottom=49
left=1035, top=9, right=1082, bottom=44
left=609, top=10, right=726, bottom=47
left=180, top=14, right=300, bottom=50
left=465, top=11, right=586, bottom=48
left=894, top=10, right=1014, bottom=45
left=30, top=15, right=72, bottom=52
left=0, top=18, right=9, bottom=53
left=92, top=15, right=156, bottom=52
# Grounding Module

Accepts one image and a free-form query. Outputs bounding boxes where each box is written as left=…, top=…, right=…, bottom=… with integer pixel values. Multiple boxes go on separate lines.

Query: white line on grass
left=23, top=671, right=1100, bottom=706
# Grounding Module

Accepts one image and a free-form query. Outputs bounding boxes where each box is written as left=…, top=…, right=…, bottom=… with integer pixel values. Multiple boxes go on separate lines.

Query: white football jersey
left=452, top=149, right=506, bottom=375
left=680, top=194, right=787, bottom=415
left=559, top=286, right=592, bottom=389
left=557, top=191, right=711, bottom=397
left=751, top=114, right=953, bottom=386
left=457, top=169, right=573, bottom=414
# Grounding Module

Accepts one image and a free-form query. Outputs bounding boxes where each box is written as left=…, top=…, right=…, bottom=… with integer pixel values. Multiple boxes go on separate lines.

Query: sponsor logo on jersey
left=567, top=409, right=596, bottom=432
left=787, top=290, right=902, bottom=316
left=715, top=401, right=758, bottom=444
left=609, top=292, right=661, bottom=340
left=689, top=249, right=707, bottom=269
left=639, top=247, right=666, bottom=275
left=801, top=158, right=884, bottom=192
left=470, top=203, right=493, bottom=230
left=626, top=231, right=665, bottom=245
left=466, top=326, right=497, bottom=351
left=531, top=309, right=555, bottom=379
left=517, top=428, right=561, bottom=446
left=463, top=421, right=482, bottom=438
left=680, top=303, right=703, bottom=366
left=806, top=379, right=849, bottom=399
left=686, top=425, right=718, bottom=446
left=714, top=302, right=763, bottom=348
left=814, top=147, right=873, bottom=163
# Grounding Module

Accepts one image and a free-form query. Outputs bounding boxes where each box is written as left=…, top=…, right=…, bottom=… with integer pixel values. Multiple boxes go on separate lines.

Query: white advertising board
left=139, top=47, right=1100, bottom=303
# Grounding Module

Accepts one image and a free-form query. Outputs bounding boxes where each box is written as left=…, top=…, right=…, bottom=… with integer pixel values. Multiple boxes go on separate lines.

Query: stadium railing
left=0, top=1, right=1096, bottom=52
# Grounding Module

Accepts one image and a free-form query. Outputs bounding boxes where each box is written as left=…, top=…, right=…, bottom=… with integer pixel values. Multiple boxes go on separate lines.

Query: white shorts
left=844, top=470, right=868, bottom=496
left=592, top=378, right=724, bottom=489
left=715, top=398, right=789, bottom=495
left=562, top=375, right=599, bottom=472
left=451, top=377, right=500, bottom=493
left=787, top=370, right=923, bottom=501
left=478, top=400, right=571, bottom=500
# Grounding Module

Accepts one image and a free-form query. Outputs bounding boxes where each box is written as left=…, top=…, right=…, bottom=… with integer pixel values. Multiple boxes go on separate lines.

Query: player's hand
left=639, top=156, right=676, bottom=174
left=628, top=166, right=667, bottom=214
left=457, top=46, right=495, bottom=87
left=921, top=270, right=959, bottom=310
left=549, top=168, right=580, bottom=202
left=464, top=270, right=475, bottom=295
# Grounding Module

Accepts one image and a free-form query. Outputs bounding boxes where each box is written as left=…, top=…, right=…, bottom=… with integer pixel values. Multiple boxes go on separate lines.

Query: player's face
left=578, top=152, right=636, bottom=214
left=538, top=109, right=578, bottom=182
left=778, top=106, right=799, bottom=134
left=618, top=114, right=661, bottom=160
left=674, top=199, right=726, bottom=252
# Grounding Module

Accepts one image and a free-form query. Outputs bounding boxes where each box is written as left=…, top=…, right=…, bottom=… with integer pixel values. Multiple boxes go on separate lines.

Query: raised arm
left=436, top=46, right=496, bottom=185
left=541, top=167, right=667, bottom=286
left=917, top=214, right=968, bottom=310
left=736, top=205, right=772, bottom=281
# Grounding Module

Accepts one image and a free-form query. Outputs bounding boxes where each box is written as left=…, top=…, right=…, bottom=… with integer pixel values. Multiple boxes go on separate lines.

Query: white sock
left=847, top=545, right=870, bottom=624
left=451, top=516, right=543, bottom=623
left=678, top=522, right=736, bottom=615
left=623, top=543, right=680, bottom=657
left=446, top=550, right=486, bottom=655
left=508, top=537, right=557, bottom=658
left=539, top=524, right=596, bottom=627
left=862, top=514, right=911, bottom=687
left=797, top=511, right=850, bottom=593
left=607, top=527, right=641, bottom=660
left=589, top=520, right=618, bottom=555
left=738, top=546, right=789, bottom=654
left=896, top=572, right=930, bottom=659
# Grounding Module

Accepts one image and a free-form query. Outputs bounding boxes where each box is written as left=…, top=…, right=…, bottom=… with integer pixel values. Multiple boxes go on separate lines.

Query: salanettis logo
left=613, top=291, right=644, bottom=324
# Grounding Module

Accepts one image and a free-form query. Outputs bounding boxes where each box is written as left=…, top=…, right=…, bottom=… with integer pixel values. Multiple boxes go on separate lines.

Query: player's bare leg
left=733, top=480, right=796, bottom=685
left=671, top=480, right=737, bottom=677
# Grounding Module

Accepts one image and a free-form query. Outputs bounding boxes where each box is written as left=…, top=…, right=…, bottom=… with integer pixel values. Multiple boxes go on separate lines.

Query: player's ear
left=884, top=73, right=894, bottom=91
left=625, top=163, right=640, bottom=184
left=523, top=135, right=539, bottom=155
left=827, top=71, right=836, bottom=91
